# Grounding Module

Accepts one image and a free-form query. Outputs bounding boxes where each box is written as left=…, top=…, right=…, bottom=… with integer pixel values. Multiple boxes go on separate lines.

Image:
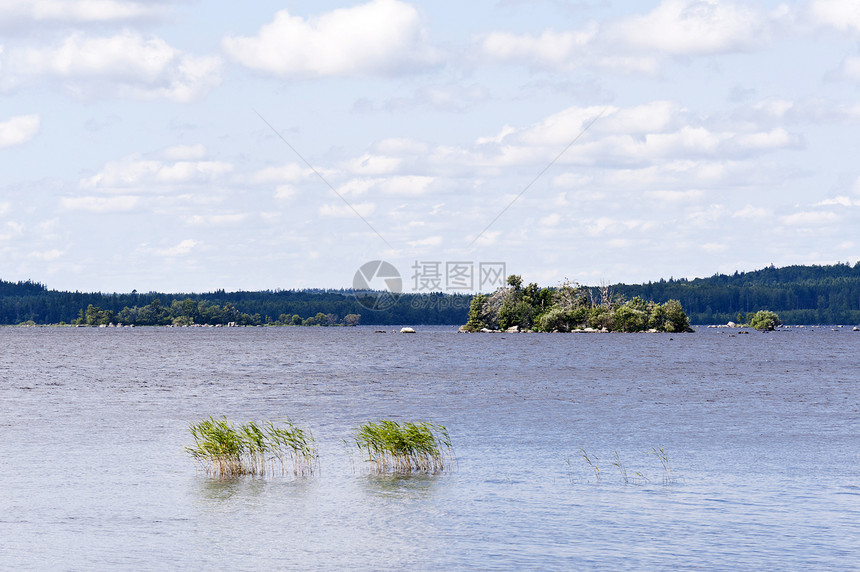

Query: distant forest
left=0, top=283, right=471, bottom=327
left=613, top=262, right=860, bottom=325
left=2, top=262, right=860, bottom=326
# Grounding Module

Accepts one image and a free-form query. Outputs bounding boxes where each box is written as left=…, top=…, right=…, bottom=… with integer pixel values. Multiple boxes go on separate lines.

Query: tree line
left=612, top=262, right=860, bottom=325
left=0, top=281, right=471, bottom=326
left=2, top=262, right=860, bottom=326
left=73, top=299, right=362, bottom=327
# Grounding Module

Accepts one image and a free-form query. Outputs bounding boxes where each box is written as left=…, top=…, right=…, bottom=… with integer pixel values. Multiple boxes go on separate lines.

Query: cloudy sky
left=1, top=0, right=859, bottom=293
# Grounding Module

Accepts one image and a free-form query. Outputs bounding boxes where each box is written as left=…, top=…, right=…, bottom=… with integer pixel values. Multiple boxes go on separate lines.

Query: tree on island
left=464, top=275, right=692, bottom=333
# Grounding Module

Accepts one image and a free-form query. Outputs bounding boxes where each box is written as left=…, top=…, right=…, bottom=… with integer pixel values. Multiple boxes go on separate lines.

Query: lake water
left=1, top=326, right=858, bottom=569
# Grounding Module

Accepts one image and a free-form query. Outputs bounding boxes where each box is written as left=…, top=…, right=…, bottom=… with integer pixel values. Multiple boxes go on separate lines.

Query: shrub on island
left=464, top=275, right=692, bottom=333
left=747, top=310, right=781, bottom=331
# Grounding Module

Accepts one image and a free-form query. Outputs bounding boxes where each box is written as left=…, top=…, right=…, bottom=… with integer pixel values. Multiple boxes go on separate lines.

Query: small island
left=462, top=275, right=693, bottom=333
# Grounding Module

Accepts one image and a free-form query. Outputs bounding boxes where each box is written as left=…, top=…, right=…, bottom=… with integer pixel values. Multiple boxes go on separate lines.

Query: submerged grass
left=187, top=416, right=317, bottom=477
left=352, top=420, right=452, bottom=474
left=574, top=447, right=673, bottom=485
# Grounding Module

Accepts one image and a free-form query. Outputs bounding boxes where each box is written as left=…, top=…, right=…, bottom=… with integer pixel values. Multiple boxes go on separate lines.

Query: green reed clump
left=186, top=416, right=317, bottom=477
left=353, top=420, right=452, bottom=473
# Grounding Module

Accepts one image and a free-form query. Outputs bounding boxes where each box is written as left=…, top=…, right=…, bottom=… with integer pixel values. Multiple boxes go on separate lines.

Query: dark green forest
left=0, top=282, right=471, bottom=326
left=2, top=262, right=860, bottom=326
left=612, top=262, right=860, bottom=325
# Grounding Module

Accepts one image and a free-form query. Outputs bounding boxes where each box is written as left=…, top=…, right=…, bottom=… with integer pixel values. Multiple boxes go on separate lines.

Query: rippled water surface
left=1, top=326, right=858, bottom=569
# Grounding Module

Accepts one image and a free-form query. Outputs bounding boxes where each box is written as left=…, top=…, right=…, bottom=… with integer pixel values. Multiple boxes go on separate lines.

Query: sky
left=1, top=0, right=860, bottom=294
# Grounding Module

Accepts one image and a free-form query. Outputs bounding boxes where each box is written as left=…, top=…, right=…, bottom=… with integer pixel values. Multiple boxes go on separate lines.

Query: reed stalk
left=612, top=450, right=629, bottom=485
left=649, top=447, right=673, bottom=484
left=578, top=448, right=601, bottom=482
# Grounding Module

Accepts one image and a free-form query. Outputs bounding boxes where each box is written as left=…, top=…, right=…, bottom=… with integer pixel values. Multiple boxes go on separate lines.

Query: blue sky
left=1, top=0, right=859, bottom=293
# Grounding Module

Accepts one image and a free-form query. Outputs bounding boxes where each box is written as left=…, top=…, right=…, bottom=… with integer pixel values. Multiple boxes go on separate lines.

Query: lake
left=0, top=326, right=858, bottom=569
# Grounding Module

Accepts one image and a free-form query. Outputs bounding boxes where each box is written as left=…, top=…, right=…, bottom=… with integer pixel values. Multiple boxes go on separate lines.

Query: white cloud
left=0, top=114, right=39, bottom=147
left=781, top=210, right=840, bottom=226
left=477, top=103, right=799, bottom=169
left=585, top=216, right=651, bottom=237
left=685, top=204, right=725, bottom=225
left=346, top=153, right=401, bottom=175
left=610, top=0, right=767, bottom=55
left=61, top=195, right=139, bottom=212
left=407, top=236, right=442, bottom=248
left=378, top=83, right=491, bottom=112
left=815, top=196, right=860, bottom=207
left=37, top=218, right=59, bottom=232
left=339, top=178, right=377, bottom=196
left=7, top=32, right=220, bottom=102
left=19, top=33, right=174, bottom=78
left=477, top=125, right=517, bottom=146
left=474, top=230, right=500, bottom=246
left=733, top=205, right=772, bottom=218
left=154, top=161, right=233, bottom=184
left=222, top=0, right=439, bottom=77
left=602, top=101, right=682, bottom=134
left=645, top=189, right=705, bottom=202
left=481, top=1, right=768, bottom=73
left=740, top=97, right=860, bottom=125
left=641, top=126, right=723, bottom=155
left=481, top=26, right=596, bottom=69
left=319, top=202, right=376, bottom=218
left=274, top=185, right=295, bottom=200
left=809, top=0, right=860, bottom=33
left=840, top=56, right=860, bottom=80
left=593, top=55, right=659, bottom=74
left=702, top=242, right=728, bottom=253
left=0, top=0, right=162, bottom=24
left=540, top=213, right=561, bottom=226
left=608, top=238, right=635, bottom=248
left=81, top=154, right=233, bottom=191
left=28, top=249, right=64, bottom=261
left=518, top=105, right=607, bottom=146
left=752, top=99, right=795, bottom=118
left=736, top=128, right=797, bottom=150
left=375, top=138, right=428, bottom=155
left=249, top=163, right=308, bottom=184
left=161, top=144, right=206, bottom=161
left=184, top=214, right=248, bottom=227
left=379, top=175, right=435, bottom=195
left=154, top=239, right=197, bottom=257
left=0, top=202, right=9, bottom=216
left=0, top=221, right=25, bottom=240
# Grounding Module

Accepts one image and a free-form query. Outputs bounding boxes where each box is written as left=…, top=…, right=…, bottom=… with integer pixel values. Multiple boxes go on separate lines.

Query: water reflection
left=192, top=475, right=314, bottom=504
left=193, top=476, right=268, bottom=502
left=359, top=473, right=443, bottom=499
